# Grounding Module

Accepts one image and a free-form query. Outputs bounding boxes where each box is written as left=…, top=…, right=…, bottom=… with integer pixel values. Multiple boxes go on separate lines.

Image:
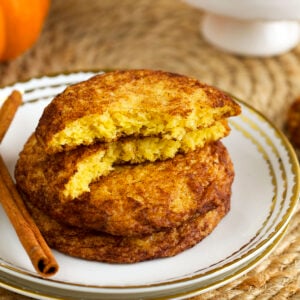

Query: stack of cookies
left=15, top=70, right=241, bottom=263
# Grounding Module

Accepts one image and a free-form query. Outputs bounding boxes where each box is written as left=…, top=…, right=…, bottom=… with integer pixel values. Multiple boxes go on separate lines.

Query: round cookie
left=15, top=136, right=234, bottom=236
left=25, top=197, right=230, bottom=263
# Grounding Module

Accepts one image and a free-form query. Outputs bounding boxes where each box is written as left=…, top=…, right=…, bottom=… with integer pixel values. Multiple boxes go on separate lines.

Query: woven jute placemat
left=0, top=0, right=300, bottom=299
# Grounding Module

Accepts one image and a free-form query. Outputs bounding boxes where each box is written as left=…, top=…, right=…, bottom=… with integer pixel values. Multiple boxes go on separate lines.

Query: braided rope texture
left=0, top=0, right=300, bottom=299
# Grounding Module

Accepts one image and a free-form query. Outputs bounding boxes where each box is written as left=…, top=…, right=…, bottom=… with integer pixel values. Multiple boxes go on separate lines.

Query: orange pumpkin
left=0, top=0, right=50, bottom=61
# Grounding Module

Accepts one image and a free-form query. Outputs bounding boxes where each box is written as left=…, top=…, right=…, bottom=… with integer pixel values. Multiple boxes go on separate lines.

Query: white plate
left=0, top=72, right=299, bottom=299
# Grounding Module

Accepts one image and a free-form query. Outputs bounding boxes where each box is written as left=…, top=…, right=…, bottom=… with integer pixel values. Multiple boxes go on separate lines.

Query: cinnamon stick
left=0, top=90, right=22, bottom=142
left=0, top=91, right=59, bottom=276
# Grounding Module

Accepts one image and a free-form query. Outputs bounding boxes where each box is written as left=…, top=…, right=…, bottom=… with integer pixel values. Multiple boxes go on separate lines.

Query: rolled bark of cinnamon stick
left=0, top=91, right=59, bottom=277
left=0, top=90, right=22, bottom=142
left=0, top=155, right=59, bottom=276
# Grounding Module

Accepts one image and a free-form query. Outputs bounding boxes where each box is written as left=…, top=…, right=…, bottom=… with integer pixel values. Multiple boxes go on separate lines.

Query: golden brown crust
left=15, top=135, right=234, bottom=236
left=286, top=97, right=300, bottom=148
left=25, top=197, right=229, bottom=263
left=35, top=70, right=241, bottom=153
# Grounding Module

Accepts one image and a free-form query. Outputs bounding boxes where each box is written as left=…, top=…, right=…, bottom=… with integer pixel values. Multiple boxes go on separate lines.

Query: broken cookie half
left=35, top=69, right=241, bottom=154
